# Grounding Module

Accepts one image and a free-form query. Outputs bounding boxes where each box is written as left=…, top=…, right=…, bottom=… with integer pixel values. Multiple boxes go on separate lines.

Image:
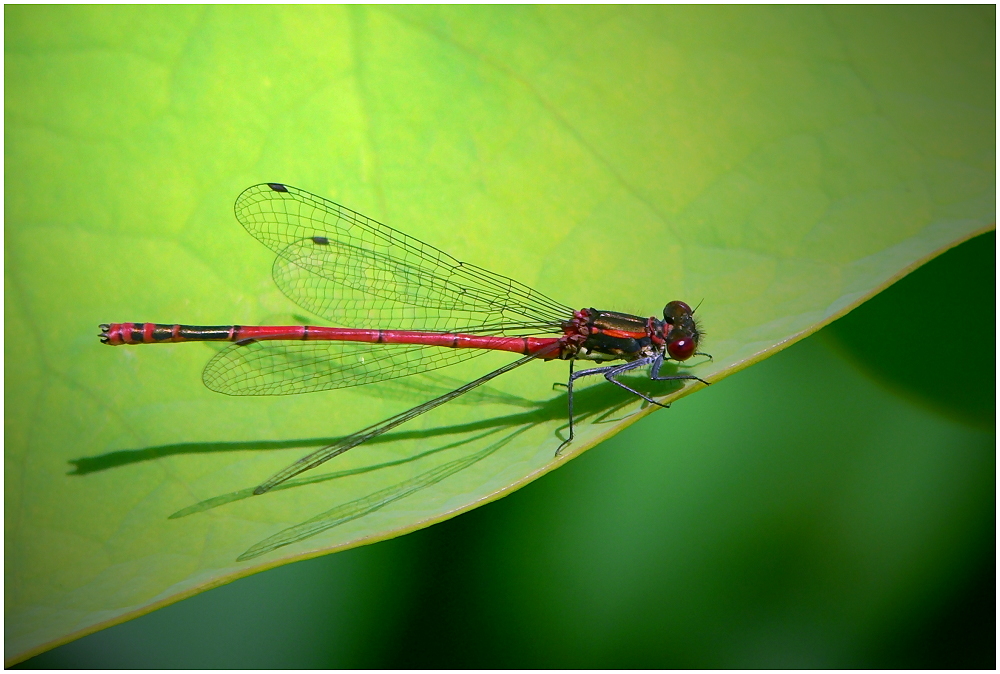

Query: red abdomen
left=99, top=323, right=563, bottom=358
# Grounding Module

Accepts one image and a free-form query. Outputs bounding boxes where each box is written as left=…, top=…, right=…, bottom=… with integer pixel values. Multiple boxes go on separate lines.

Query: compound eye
left=667, top=337, right=696, bottom=361
left=663, top=301, right=693, bottom=322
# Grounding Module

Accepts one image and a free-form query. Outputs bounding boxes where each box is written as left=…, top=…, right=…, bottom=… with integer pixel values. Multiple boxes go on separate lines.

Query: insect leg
left=556, top=359, right=582, bottom=455
left=600, top=358, right=670, bottom=408
left=649, top=352, right=710, bottom=386
left=555, top=358, right=660, bottom=456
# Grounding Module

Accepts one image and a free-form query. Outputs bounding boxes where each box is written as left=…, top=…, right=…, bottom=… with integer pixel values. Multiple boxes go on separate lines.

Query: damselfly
left=101, top=183, right=709, bottom=494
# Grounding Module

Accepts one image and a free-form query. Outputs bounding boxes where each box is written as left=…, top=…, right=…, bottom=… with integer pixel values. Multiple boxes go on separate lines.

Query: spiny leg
left=554, top=355, right=710, bottom=457
left=601, top=358, right=671, bottom=408
left=556, top=359, right=576, bottom=455
left=649, top=352, right=710, bottom=386
left=555, top=355, right=713, bottom=456
left=556, top=358, right=660, bottom=456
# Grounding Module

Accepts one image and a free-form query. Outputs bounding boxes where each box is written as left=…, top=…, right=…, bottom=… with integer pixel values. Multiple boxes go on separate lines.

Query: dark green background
left=20, top=234, right=994, bottom=668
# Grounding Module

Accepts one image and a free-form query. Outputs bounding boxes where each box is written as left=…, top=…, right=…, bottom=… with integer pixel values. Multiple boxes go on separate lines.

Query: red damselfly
left=101, top=183, right=709, bottom=495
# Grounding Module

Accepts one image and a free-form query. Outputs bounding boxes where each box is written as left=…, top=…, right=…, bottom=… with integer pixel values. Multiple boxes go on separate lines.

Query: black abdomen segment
left=99, top=323, right=236, bottom=345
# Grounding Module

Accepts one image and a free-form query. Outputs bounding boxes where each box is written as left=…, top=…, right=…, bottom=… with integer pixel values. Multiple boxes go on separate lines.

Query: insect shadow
left=154, top=371, right=690, bottom=561
left=69, top=366, right=686, bottom=477
left=68, top=371, right=538, bottom=476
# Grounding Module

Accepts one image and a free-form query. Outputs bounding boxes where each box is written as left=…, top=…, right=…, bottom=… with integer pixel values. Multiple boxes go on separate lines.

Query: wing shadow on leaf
left=72, top=367, right=691, bottom=476
left=168, top=426, right=514, bottom=519
left=235, top=425, right=532, bottom=561
left=161, top=372, right=690, bottom=561
left=167, top=377, right=671, bottom=517
left=69, top=373, right=539, bottom=476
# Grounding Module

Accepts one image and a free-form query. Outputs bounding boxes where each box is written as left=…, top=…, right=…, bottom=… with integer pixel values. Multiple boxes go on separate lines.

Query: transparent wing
left=202, top=339, right=487, bottom=396
left=235, top=183, right=573, bottom=333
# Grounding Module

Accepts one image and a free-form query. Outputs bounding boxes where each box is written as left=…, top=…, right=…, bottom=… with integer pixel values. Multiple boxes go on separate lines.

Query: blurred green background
left=19, top=232, right=994, bottom=667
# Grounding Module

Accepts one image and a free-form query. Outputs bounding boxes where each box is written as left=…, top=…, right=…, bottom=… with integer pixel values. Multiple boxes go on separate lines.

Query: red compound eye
left=667, top=337, right=696, bottom=361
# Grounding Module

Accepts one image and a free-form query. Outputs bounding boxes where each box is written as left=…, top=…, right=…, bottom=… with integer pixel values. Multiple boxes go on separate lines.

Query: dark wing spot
left=312, top=236, right=330, bottom=245
left=267, top=183, right=288, bottom=192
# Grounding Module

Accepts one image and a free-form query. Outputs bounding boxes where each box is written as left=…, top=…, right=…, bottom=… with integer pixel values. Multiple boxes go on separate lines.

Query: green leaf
left=4, top=5, right=993, bottom=664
